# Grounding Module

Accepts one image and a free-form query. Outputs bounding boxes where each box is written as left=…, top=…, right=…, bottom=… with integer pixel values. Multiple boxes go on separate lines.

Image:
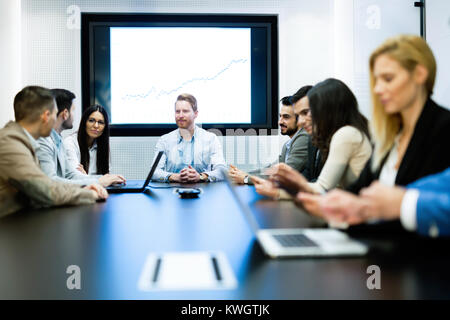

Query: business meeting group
left=1, top=33, right=449, bottom=240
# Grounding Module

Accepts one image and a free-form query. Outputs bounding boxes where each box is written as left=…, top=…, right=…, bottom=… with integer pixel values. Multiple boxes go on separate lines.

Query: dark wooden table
left=1, top=182, right=449, bottom=299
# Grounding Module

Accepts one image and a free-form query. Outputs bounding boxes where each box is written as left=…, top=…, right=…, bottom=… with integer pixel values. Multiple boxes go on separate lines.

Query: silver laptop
left=223, top=172, right=368, bottom=258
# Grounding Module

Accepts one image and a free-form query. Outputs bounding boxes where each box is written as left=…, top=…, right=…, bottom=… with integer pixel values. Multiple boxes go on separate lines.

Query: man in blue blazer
left=405, top=168, right=450, bottom=237
left=299, top=167, right=450, bottom=237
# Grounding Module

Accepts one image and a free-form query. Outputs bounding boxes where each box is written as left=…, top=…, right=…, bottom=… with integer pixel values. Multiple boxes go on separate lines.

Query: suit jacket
left=36, top=129, right=98, bottom=185
left=347, top=98, right=450, bottom=194
left=302, top=139, right=323, bottom=182
left=0, top=122, right=96, bottom=218
left=248, top=128, right=309, bottom=184
left=407, top=167, right=450, bottom=237
left=278, top=128, right=309, bottom=173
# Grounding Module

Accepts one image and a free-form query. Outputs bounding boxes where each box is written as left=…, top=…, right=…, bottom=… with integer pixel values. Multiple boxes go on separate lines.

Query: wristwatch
left=199, top=173, right=209, bottom=182
left=243, top=175, right=249, bottom=184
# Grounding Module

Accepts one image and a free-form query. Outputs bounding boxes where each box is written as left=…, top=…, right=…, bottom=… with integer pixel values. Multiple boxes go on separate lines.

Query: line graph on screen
left=110, top=27, right=251, bottom=124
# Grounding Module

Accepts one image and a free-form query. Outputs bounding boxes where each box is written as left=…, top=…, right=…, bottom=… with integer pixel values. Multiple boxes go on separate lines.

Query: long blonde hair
left=369, top=34, right=436, bottom=170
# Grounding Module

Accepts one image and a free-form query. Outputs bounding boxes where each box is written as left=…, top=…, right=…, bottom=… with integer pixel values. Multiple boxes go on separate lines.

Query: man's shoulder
left=159, top=128, right=179, bottom=140
left=196, top=126, right=220, bottom=140
left=0, top=122, right=29, bottom=148
left=291, top=129, right=310, bottom=146
left=0, top=123, right=34, bottom=158
left=37, top=135, right=53, bottom=148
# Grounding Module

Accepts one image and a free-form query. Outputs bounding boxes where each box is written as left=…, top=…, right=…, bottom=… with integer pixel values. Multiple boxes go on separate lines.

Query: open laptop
left=223, top=171, right=368, bottom=258
left=107, top=151, right=163, bottom=194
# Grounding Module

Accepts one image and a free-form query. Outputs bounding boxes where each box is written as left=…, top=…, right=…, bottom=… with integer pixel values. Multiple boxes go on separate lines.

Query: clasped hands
left=169, top=165, right=207, bottom=183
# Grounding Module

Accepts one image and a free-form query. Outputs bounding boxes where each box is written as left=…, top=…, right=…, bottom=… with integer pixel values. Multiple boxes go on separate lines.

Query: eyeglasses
left=87, top=118, right=105, bottom=126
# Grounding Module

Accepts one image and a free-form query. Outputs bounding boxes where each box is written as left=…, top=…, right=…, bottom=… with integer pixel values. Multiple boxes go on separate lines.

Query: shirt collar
left=89, top=140, right=98, bottom=151
left=50, top=129, right=62, bottom=149
left=177, top=126, right=198, bottom=143
left=21, top=126, right=39, bottom=151
left=286, top=128, right=302, bottom=147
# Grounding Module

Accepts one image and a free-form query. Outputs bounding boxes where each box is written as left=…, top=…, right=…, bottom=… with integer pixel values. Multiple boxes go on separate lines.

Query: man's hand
left=228, top=164, right=248, bottom=184
left=84, top=183, right=108, bottom=200
left=359, top=181, right=405, bottom=221
left=266, top=163, right=313, bottom=194
left=168, top=173, right=182, bottom=183
left=98, top=173, right=127, bottom=187
left=76, top=164, right=87, bottom=175
left=252, top=176, right=280, bottom=199
left=179, top=165, right=201, bottom=183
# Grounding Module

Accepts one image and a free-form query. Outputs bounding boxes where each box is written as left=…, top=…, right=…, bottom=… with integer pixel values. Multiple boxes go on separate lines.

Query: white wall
left=20, top=0, right=333, bottom=121
left=9, top=0, right=446, bottom=178
left=426, top=0, right=450, bottom=108
left=0, top=0, right=21, bottom=127
left=18, top=0, right=334, bottom=178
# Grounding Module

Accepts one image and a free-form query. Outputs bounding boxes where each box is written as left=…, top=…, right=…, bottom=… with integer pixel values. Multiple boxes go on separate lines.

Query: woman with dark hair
left=255, top=78, right=372, bottom=197
left=65, top=105, right=125, bottom=186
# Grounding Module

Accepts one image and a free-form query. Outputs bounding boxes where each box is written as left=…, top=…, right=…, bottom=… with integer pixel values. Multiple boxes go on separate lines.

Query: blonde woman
left=298, top=34, right=450, bottom=223
left=345, top=34, right=450, bottom=193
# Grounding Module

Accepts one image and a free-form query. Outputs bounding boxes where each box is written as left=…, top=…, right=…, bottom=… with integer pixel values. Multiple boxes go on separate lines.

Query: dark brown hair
left=307, top=78, right=370, bottom=163
left=14, top=86, right=55, bottom=122
left=77, top=105, right=110, bottom=174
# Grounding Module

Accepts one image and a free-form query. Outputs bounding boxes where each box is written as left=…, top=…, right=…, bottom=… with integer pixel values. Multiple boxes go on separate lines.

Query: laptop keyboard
left=273, top=234, right=319, bottom=248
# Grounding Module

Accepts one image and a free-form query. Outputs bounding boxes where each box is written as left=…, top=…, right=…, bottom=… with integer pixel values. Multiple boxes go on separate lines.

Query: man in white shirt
left=36, top=89, right=125, bottom=187
left=153, top=93, right=226, bottom=183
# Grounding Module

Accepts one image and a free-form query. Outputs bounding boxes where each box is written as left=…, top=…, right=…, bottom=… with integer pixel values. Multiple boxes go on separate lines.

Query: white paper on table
left=137, top=251, right=237, bottom=291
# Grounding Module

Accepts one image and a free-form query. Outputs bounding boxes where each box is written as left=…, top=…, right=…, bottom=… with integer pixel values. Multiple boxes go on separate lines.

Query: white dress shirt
left=379, top=135, right=418, bottom=231
left=64, top=132, right=99, bottom=175
left=152, top=126, right=226, bottom=182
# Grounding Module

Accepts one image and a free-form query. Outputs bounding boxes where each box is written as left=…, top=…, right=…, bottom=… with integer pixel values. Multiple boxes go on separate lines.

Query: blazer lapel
left=279, top=142, right=287, bottom=163
left=395, top=98, right=435, bottom=185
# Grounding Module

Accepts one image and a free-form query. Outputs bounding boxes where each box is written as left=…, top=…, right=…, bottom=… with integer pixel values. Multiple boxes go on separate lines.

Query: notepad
left=138, top=251, right=237, bottom=291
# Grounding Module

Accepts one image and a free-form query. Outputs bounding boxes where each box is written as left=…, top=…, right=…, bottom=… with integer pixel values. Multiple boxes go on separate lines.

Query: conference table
left=0, top=182, right=450, bottom=300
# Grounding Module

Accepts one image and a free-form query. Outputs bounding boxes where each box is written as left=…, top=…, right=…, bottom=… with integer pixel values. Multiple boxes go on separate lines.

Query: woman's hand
left=266, top=163, right=313, bottom=194
left=319, top=189, right=367, bottom=225
left=251, top=176, right=280, bottom=199
left=98, top=174, right=126, bottom=187
left=295, top=192, right=325, bottom=218
left=359, top=181, right=405, bottom=221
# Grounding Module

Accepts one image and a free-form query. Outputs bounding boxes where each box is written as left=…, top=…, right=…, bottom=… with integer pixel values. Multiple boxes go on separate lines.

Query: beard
left=283, top=126, right=298, bottom=137
left=61, top=120, right=73, bottom=130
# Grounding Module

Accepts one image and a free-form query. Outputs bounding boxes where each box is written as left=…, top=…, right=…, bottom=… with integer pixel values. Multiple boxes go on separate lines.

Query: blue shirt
left=152, top=126, right=226, bottom=182
left=36, top=129, right=99, bottom=185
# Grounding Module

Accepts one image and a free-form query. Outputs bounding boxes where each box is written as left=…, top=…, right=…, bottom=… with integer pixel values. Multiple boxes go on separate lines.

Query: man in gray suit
left=229, top=85, right=312, bottom=184
left=36, top=89, right=125, bottom=186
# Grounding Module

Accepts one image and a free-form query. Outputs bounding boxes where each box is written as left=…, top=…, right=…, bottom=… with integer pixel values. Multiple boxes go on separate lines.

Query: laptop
left=107, top=151, right=163, bottom=194
left=223, top=171, right=368, bottom=258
